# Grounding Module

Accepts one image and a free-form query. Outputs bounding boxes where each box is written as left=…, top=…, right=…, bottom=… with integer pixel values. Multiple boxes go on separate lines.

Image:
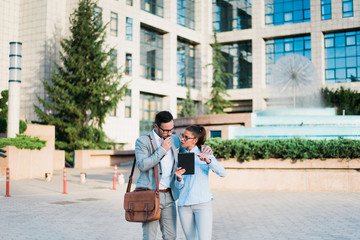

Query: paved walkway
left=1, top=163, right=360, bottom=240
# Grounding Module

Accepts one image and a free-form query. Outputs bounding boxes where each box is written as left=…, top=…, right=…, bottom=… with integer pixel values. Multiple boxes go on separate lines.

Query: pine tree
left=34, top=0, right=127, bottom=153
left=206, top=30, right=233, bottom=114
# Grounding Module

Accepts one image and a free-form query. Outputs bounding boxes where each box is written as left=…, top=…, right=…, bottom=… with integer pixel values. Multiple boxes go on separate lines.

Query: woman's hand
left=201, top=145, right=213, bottom=155
left=197, top=153, right=211, bottom=164
left=175, top=167, right=186, bottom=182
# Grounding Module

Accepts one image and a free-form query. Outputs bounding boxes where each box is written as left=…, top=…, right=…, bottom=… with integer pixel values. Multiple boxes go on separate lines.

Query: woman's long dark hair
left=185, top=125, right=206, bottom=149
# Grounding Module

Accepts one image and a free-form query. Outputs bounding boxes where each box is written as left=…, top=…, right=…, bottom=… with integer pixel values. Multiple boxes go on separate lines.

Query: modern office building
left=1, top=0, right=359, bottom=149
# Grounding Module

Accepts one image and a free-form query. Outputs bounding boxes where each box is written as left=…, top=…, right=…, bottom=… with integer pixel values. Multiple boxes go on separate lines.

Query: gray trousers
left=142, top=191, right=177, bottom=240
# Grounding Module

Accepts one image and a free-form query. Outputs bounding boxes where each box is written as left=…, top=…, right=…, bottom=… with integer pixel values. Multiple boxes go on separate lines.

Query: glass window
left=141, top=0, right=164, bottom=17
left=321, top=0, right=331, bottom=20
left=265, top=0, right=310, bottom=26
left=177, top=40, right=196, bottom=88
left=127, top=0, right=133, bottom=6
left=126, top=17, right=133, bottom=41
left=125, top=89, right=132, bottom=118
left=265, top=36, right=311, bottom=84
left=125, top=53, right=132, bottom=76
left=325, top=30, right=360, bottom=83
left=139, top=93, right=163, bottom=135
left=213, top=0, right=252, bottom=32
left=220, top=41, right=252, bottom=89
left=343, top=0, right=353, bottom=18
left=94, top=6, right=102, bottom=25
left=140, top=27, right=163, bottom=81
left=210, top=130, right=222, bottom=138
left=177, top=0, right=195, bottom=30
left=110, top=12, right=118, bottom=37
left=110, top=49, right=117, bottom=70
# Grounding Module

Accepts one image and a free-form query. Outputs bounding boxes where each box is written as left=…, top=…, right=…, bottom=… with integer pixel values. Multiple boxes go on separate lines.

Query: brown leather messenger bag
left=124, top=135, right=160, bottom=222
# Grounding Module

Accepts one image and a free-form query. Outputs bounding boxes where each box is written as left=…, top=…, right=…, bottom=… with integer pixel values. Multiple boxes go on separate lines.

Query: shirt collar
left=153, top=129, right=162, bottom=144
left=188, top=145, right=200, bottom=153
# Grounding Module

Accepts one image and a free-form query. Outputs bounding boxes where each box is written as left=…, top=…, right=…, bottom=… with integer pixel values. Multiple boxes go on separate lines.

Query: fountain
left=228, top=54, right=360, bottom=140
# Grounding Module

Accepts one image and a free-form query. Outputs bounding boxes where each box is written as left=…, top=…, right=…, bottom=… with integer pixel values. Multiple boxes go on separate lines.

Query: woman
left=175, top=125, right=226, bottom=240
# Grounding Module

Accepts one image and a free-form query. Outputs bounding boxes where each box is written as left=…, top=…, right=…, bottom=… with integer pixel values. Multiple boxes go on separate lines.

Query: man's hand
left=201, top=145, right=213, bottom=155
left=161, top=137, right=172, bottom=152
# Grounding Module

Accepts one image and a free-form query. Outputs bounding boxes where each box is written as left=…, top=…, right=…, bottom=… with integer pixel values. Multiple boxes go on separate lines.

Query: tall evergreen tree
left=206, top=30, right=233, bottom=114
left=34, top=0, right=127, bottom=152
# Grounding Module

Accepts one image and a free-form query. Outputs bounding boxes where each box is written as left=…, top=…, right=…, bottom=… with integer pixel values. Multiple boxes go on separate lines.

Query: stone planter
left=0, top=124, right=65, bottom=180
left=209, top=158, right=360, bottom=192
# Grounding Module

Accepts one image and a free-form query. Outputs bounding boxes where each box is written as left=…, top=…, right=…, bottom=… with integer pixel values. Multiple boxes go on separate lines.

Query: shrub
left=0, top=118, right=28, bottom=134
left=0, top=135, right=46, bottom=150
left=205, top=138, right=360, bottom=160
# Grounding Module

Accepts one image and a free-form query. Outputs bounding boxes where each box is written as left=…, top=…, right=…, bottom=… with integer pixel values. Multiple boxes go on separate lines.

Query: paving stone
left=1, top=166, right=360, bottom=239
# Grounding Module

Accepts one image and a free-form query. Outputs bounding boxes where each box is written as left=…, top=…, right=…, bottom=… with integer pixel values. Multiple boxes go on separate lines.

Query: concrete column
left=7, top=42, right=22, bottom=138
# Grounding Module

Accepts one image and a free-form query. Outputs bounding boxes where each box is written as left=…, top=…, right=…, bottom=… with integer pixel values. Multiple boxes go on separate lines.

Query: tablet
left=178, top=152, right=195, bottom=175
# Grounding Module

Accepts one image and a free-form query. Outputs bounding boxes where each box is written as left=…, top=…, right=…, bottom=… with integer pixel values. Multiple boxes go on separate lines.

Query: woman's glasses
left=181, top=134, right=196, bottom=141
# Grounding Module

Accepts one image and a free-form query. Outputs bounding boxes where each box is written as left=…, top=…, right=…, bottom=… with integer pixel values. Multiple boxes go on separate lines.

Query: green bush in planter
left=0, top=135, right=46, bottom=150
left=0, top=118, right=27, bottom=134
left=205, top=138, right=360, bottom=160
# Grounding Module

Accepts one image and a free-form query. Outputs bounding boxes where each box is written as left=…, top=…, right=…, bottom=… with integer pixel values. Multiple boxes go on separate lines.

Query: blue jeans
left=178, top=201, right=213, bottom=240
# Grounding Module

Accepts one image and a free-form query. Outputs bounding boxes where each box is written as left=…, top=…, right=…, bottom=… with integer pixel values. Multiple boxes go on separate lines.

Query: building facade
left=1, top=0, right=360, bottom=149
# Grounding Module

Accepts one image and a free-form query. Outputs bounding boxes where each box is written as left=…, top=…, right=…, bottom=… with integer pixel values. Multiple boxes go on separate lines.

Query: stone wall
left=0, top=124, right=65, bottom=180
left=209, top=158, right=360, bottom=192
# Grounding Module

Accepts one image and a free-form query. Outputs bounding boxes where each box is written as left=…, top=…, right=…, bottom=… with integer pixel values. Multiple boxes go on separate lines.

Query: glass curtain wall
left=213, top=0, right=252, bottom=32
left=140, top=27, right=163, bottom=81
left=220, top=41, right=252, bottom=89
left=325, top=30, right=360, bottom=83
left=265, top=0, right=310, bottom=26
left=265, top=36, right=311, bottom=84
left=177, top=40, right=195, bottom=88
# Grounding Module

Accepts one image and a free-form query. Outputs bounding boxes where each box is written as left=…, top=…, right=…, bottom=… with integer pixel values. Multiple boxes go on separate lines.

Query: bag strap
left=126, top=135, right=159, bottom=193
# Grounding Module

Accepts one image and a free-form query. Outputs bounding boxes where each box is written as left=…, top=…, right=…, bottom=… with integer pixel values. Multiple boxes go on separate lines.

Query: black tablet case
left=178, top=152, right=195, bottom=175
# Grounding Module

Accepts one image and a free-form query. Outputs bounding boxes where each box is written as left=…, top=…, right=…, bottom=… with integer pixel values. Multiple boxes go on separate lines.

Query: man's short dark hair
left=155, top=111, right=173, bottom=127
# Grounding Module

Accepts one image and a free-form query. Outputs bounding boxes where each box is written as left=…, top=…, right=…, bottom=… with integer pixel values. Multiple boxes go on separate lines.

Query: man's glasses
left=181, top=134, right=196, bottom=141
left=158, top=125, right=174, bottom=133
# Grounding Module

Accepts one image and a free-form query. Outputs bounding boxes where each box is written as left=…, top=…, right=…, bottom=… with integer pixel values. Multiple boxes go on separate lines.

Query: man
left=135, top=111, right=212, bottom=240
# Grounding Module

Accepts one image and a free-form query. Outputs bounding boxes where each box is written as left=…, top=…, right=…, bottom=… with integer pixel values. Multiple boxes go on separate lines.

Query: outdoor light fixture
left=7, top=42, right=22, bottom=138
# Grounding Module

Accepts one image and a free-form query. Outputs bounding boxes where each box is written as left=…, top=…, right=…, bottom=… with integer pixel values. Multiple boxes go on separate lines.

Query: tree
left=180, top=85, right=197, bottom=117
left=34, top=0, right=127, bottom=153
left=321, top=86, right=360, bottom=115
left=0, top=89, right=27, bottom=134
left=206, top=30, right=233, bottom=114
left=0, top=90, right=8, bottom=118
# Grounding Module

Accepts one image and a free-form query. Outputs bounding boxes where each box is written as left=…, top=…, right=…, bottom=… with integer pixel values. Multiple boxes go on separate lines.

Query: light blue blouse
left=175, top=145, right=226, bottom=207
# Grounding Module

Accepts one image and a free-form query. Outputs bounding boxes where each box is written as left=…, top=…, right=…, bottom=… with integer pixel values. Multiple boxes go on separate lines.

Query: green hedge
left=205, top=138, right=360, bottom=160
left=0, top=135, right=47, bottom=150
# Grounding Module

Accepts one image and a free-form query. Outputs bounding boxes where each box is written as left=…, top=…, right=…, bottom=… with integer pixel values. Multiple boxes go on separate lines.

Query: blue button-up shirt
left=175, top=146, right=226, bottom=207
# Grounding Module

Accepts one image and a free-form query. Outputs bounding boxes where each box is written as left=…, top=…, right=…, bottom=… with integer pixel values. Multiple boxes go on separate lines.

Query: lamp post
left=7, top=42, right=22, bottom=138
